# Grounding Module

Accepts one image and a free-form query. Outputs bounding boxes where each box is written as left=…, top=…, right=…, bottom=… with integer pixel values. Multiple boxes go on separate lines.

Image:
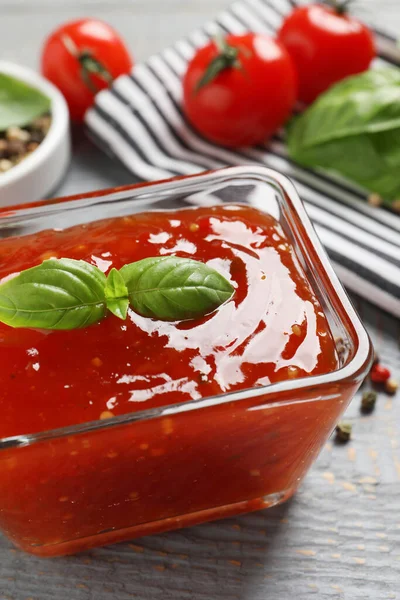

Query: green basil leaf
left=287, top=68, right=400, bottom=203
left=0, top=73, right=51, bottom=131
left=105, top=268, right=129, bottom=320
left=120, top=256, right=234, bottom=321
left=0, top=258, right=107, bottom=330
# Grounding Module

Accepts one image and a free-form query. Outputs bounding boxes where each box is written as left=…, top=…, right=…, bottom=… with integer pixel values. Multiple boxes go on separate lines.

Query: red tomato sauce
left=0, top=205, right=337, bottom=440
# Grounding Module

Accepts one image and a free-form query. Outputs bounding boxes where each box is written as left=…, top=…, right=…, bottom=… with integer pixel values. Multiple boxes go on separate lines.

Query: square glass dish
left=0, top=166, right=372, bottom=557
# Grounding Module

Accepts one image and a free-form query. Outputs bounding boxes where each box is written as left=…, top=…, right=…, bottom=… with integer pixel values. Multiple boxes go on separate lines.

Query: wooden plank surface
left=1, top=2, right=400, bottom=599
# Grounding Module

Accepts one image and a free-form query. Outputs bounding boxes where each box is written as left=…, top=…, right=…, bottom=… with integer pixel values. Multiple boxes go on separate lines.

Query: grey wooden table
left=1, top=2, right=400, bottom=599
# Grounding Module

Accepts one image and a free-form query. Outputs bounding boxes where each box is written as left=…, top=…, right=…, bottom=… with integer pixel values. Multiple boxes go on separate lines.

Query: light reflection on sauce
left=128, top=241, right=322, bottom=392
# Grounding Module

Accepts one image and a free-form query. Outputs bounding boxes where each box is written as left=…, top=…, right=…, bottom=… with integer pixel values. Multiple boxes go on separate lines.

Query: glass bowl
left=0, top=166, right=372, bottom=557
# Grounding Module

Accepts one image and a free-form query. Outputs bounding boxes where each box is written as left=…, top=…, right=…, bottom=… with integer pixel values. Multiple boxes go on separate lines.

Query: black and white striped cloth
left=85, top=0, right=400, bottom=318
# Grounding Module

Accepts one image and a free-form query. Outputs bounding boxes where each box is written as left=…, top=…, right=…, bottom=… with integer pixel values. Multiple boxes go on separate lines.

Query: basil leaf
left=120, top=256, right=234, bottom=321
left=105, top=268, right=129, bottom=320
left=287, top=68, right=400, bottom=203
left=0, top=73, right=51, bottom=131
left=0, top=256, right=234, bottom=330
left=0, top=258, right=107, bottom=330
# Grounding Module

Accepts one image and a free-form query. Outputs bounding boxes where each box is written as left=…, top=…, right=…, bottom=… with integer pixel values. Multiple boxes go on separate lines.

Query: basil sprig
left=287, top=68, right=400, bottom=206
left=0, top=256, right=234, bottom=330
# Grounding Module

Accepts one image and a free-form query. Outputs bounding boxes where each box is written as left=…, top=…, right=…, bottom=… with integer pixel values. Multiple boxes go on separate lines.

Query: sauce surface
left=0, top=205, right=337, bottom=438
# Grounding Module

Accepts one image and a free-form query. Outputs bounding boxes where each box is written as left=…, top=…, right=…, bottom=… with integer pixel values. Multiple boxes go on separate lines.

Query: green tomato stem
left=61, top=34, right=114, bottom=94
left=195, top=37, right=241, bottom=92
left=324, top=0, right=354, bottom=15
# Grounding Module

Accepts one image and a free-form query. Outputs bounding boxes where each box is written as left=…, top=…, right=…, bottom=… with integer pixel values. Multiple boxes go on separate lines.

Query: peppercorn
left=361, top=390, right=377, bottom=414
left=0, top=139, right=7, bottom=158
left=6, top=126, right=30, bottom=142
left=370, top=364, right=391, bottom=383
left=385, top=378, right=398, bottom=395
left=7, top=139, right=25, bottom=156
left=335, top=422, right=352, bottom=443
left=31, top=115, right=51, bottom=133
left=29, top=130, right=45, bottom=144
left=0, top=159, right=13, bottom=172
left=368, top=193, right=382, bottom=207
left=26, top=142, right=39, bottom=153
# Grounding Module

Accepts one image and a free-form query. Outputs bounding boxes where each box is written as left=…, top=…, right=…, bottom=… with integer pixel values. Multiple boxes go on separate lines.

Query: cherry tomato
left=278, top=3, right=376, bottom=104
left=41, top=19, right=133, bottom=121
left=182, top=34, right=297, bottom=147
left=370, top=364, right=391, bottom=383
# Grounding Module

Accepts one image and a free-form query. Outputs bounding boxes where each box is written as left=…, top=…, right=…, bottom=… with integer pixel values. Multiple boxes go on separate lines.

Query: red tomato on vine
left=41, top=19, right=133, bottom=121
left=183, top=34, right=297, bottom=147
left=278, top=2, right=376, bottom=104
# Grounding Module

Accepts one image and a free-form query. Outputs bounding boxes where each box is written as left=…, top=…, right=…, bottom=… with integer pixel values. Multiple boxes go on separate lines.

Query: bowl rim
left=0, top=60, right=69, bottom=188
left=0, top=165, right=373, bottom=449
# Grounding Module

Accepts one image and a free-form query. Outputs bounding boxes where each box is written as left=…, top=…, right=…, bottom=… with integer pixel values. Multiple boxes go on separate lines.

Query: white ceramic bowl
left=0, top=61, right=71, bottom=207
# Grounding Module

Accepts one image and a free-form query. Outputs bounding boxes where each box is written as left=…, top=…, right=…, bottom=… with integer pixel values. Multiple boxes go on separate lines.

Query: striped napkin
left=85, top=0, right=400, bottom=318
